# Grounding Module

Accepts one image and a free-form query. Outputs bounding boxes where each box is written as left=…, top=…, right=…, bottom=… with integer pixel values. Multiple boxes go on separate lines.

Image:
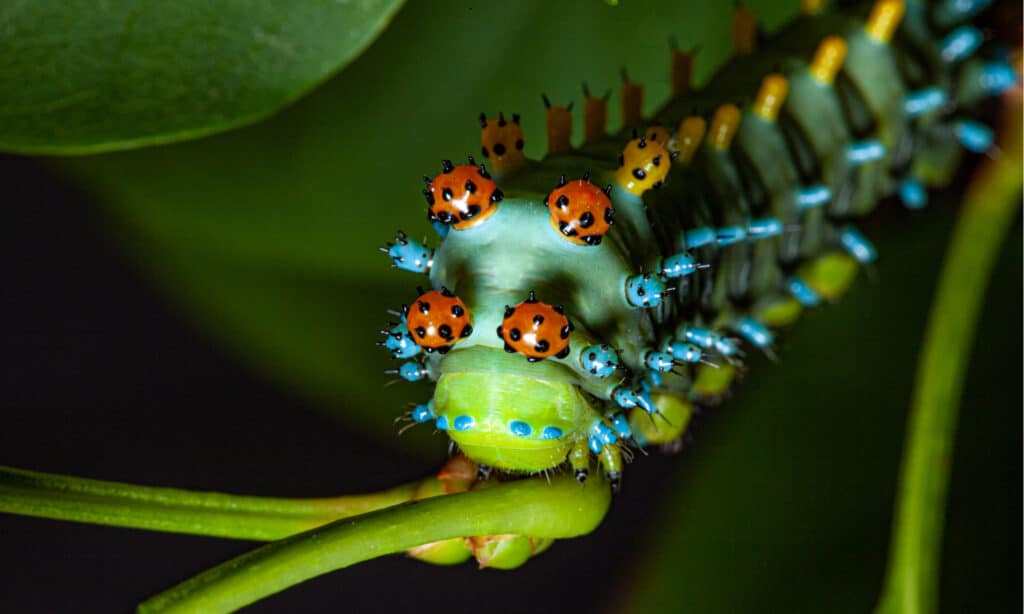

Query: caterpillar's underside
left=379, top=0, right=1014, bottom=498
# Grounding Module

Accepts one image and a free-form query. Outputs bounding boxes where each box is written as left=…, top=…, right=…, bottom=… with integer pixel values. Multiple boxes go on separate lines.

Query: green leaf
left=0, top=465, right=418, bottom=541
left=0, top=0, right=404, bottom=154
left=138, top=474, right=611, bottom=614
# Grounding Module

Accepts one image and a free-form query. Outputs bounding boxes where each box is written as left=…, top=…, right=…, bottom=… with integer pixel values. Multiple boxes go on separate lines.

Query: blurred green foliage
left=0, top=0, right=403, bottom=153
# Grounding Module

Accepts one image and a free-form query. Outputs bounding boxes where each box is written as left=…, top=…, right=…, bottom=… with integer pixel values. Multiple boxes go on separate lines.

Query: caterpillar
left=378, top=0, right=1014, bottom=493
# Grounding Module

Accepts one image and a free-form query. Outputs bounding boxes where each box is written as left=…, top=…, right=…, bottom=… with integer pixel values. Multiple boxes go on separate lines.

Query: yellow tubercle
left=865, top=0, right=905, bottom=43
left=543, top=96, right=573, bottom=155
left=675, top=116, right=706, bottom=164
left=614, top=135, right=672, bottom=196
left=733, top=6, right=758, bottom=55
left=753, top=73, right=789, bottom=122
left=645, top=125, right=671, bottom=147
left=709, top=104, right=741, bottom=151
left=480, top=112, right=526, bottom=174
left=810, top=36, right=848, bottom=84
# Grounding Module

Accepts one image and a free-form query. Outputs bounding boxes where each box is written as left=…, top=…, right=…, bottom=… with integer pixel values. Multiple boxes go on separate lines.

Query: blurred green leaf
left=56, top=1, right=794, bottom=444
left=0, top=0, right=404, bottom=154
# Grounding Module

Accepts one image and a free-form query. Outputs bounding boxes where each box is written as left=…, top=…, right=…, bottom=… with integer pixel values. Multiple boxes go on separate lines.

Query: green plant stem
left=0, top=465, right=419, bottom=541
left=139, top=474, right=610, bottom=614
left=875, top=105, right=1022, bottom=614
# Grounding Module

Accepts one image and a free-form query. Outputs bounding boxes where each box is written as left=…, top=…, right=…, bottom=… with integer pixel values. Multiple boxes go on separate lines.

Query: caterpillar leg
left=598, top=445, right=624, bottom=493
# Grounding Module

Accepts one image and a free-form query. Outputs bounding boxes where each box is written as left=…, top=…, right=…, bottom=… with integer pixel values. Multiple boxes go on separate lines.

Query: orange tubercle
left=405, top=288, right=474, bottom=353
left=497, top=293, right=573, bottom=361
left=545, top=176, right=615, bottom=246
left=425, top=160, right=502, bottom=230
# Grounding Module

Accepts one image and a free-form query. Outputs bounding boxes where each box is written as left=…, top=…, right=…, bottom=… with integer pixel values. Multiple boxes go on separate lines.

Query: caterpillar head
left=479, top=112, right=525, bottom=173
left=433, top=348, right=593, bottom=472
left=424, top=159, right=503, bottom=229
left=614, top=133, right=674, bottom=195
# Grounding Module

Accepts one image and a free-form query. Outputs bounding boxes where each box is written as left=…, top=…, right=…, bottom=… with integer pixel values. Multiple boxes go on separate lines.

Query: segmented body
left=381, top=0, right=1013, bottom=489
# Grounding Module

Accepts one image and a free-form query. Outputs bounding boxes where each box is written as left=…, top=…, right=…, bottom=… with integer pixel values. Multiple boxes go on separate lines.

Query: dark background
left=0, top=152, right=1020, bottom=613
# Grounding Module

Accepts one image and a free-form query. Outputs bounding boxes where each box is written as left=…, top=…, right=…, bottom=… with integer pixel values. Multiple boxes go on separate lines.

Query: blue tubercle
left=838, top=225, right=878, bottom=265
left=898, top=177, right=928, bottom=210
left=954, top=119, right=994, bottom=153
left=412, top=401, right=435, bottom=423
left=680, top=326, right=737, bottom=357
left=588, top=436, right=604, bottom=454
left=645, top=369, right=663, bottom=388
left=715, top=225, right=747, bottom=246
left=382, top=231, right=433, bottom=274
left=610, top=413, right=632, bottom=439
left=979, top=61, right=1017, bottom=96
left=847, top=140, right=886, bottom=164
left=643, top=349, right=675, bottom=372
left=435, top=415, right=450, bottom=431
left=683, top=226, right=716, bottom=249
left=940, top=26, right=983, bottom=63
left=796, top=185, right=831, bottom=209
left=659, top=252, right=706, bottom=278
left=747, top=218, right=784, bottom=240
left=580, top=344, right=620, bottom=377
left=625, top=273, right=666, bottom=308
left=392, top=361, right=428, bottom=382
left=661, top=338, right=702, bottom=363
left=382, top=322, right=420, bottom=360
left=904, top=87, right=947, bottom=117
left=735, top=317, right=774, bottom=349
left=613, top=386, right=657, bottom=414
left=787, top=277, right=821, bottom=307
left=591, top=421, right=617, bottom=446
left=432, top=221, right=451, bottom=238
left=938, top=0, right=992, bottom=20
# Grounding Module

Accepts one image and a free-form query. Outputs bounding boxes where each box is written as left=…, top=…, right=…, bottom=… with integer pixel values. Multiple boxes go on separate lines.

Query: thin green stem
left=139, top=474, right=611, bottom=614
left=0, top=465, right=419, bottom=541
left=875, top=104, right=1022, bottom=614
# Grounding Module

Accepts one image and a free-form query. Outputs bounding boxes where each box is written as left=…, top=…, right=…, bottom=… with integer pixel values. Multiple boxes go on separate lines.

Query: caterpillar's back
left=379, top=0, right=1015, bottom=491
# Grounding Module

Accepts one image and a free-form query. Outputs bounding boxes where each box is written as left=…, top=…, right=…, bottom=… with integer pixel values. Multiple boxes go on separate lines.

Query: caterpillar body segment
left=380, top=1, right=1014, bottom=489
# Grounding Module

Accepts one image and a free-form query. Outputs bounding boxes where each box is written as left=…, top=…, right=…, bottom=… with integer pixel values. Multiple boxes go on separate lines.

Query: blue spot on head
left=509, top=420, right=532, bottom=437
left=540, top=426, right=563, bottom=440
left=435, top=415, right=449, bottom=431
left=453, top=415, right=474, bottom=432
